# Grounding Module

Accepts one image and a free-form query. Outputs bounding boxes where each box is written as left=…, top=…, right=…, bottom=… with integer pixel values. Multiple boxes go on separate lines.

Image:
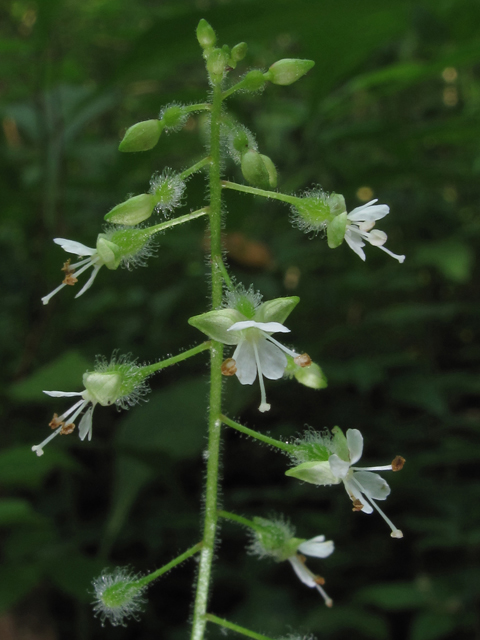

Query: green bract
left=265, top=59, right=315, bottom=85
left=119, top=120, right=164, bottom=152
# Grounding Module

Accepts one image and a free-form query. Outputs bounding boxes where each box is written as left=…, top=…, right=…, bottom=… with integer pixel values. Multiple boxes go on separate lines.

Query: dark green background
left=1, top=0, right=479, bottom=638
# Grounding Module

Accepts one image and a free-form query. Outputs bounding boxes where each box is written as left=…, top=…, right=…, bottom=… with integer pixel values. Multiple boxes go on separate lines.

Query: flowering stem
left=217, top=510, right=259, bottom=531
left=221, top=80, right=248, bottom=100
left=141, top=342, right=211, bottom=376
left=132, top=542, right=203, bottom=589
left=145, top=207, right=209, bottom=237
left=184, top=103, right=211, bottom=113
left=180, top=157, right=211, bottom=180
left=204, top=614, right=276, bottom=640
left=221, top=180, right=300, bottom=206
left=190, top=81, right=224, bottom=640
left=221, top=415, right=293, bottom=453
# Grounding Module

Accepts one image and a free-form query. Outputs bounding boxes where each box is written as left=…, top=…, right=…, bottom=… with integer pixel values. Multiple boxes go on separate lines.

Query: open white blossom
left=227, top=319, right=299, bottom=412
left=41, top=238, right=105, bottom=305
left=286, top=428, right=404, bottom=538
left=345, top=200, right=405, bottom=263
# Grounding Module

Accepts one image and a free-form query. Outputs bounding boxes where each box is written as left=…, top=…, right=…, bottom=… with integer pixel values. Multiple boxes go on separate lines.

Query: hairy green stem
left=221, top=414, right=294, bottom=453
left=205, top=614, right=276, bottom=640
left=184, top=103, right=211, bottom=113
left=215, top=256, right=234, bottom=290
left=222, top=180, right=300, bottom=206
left=218, top=510, right=259, bottom=531
left=142, top=342, right=211, bottom=376
left=180, top=157, right=211, bottom=180
left=145, top=207, right=209, bottom=237
left=134, top=543, right=203, bottom=589
left=190, top=81, right=224, bottom=640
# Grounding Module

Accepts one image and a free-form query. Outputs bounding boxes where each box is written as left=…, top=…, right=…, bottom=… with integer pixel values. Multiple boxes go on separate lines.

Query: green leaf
left=0, top=446, right=79, bottom=489
left=0, top=499, right=44, bottom=526
left=255, top=296, right=299, bottom=324
left=411, top=612, right=459, bottom=640
left=0, top=564, right=41, bottom=613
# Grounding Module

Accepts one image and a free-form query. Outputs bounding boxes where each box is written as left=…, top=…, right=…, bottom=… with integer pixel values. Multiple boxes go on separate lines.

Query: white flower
left=227, top=319, right=299, bottom=412
left=286, top=428, right=404, bottom=538
left=189, top=291, right=301, bottom=412
left=31, top=389, right=97, bottom=456
left=345, top=200, right=405, bottom=263
left=41, top=238, right=104, bottom=305
left=287, top=535, right=334, bottom=607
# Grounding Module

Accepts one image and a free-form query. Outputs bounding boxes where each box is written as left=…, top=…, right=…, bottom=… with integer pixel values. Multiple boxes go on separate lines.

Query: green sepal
left=96, top=237, right=122, bottom=270
left=104, top=194, right=156, bottom=226
left=285, top=460, right=340, bottom=486
left=331, top=426, right=349, bottom=462
left=83, top=371, right=123, bottom=406
left=267, top=59, right=315, bottom=86
left=327, top=211, right=347, bottom=248
left=255, top=296, right=299, bottom=325
left=259, top=154, right=277, bottom=188
left=119, top=120, right=163, bottom=152
left=188, top=309, right=244, bottom=345
left=285, top=357, right=328, bottom=390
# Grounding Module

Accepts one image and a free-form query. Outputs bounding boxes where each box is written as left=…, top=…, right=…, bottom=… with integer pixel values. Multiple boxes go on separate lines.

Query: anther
left=352, top=499, right=364, bottom=512
left=294, top=353, right=312, bottom=368
left=221, top=358, right=237, bottom=376
left=392, top=455, right=405, bottom=471
left=61, top=422, right=76, bottom=435
left=63, top=274, right=78, bottom=286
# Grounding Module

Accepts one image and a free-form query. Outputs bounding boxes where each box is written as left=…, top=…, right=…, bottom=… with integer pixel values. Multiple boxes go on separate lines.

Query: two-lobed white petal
left=43, top=390, right=84, bottom=397
left=347, top=200, right=390, bottom=223
left=288, top=555, right=317, bottom=588
left=78, top=405, right=94, bottom=441
left=227, top=320, right=290, bottom=334
left=354, top=470, right=390, bottom=501
left=54, top=238, right=96, bottom=256
left=346, top=428, right=363, bottom=464
left=232, top=341, right=257, bottom=385
left=328, top=454, right=350, bottom=479
left=297, top=536, right=334, bottom=558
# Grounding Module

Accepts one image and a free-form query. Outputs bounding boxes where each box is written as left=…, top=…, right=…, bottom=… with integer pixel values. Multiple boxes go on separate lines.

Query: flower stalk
left=205, top=614, right=275, bottom=640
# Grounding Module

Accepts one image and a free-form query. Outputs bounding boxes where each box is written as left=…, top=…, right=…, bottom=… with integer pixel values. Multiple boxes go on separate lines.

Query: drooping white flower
left=32, top=353, right=151, bottom=456
left=345, top=200, right=405, bottom=263
left=41, top=228, right=157, bottom=305
left=248, top=515, right=334, bottom=606
left=286, top=428, right=404, bottom=538
left=189, top=287, right=305, bottom=412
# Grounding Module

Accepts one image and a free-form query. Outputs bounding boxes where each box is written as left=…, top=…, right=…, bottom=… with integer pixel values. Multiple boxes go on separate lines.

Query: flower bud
left=104, top=194, right=156, bottom=225
left=241, top=69, right=267, bottom=92
left=241, top=150, right=277, bottom=189
left=231, top=42, right=248, bottom=62
left=93, top=567, right=147, bottom=627
left=265, top=59, right=315, bottom=86
left=196, top=18, right=216, bottom=49
left=118, top=120, right=163, bottom=152
left=206, top=48, right=228, bottom=83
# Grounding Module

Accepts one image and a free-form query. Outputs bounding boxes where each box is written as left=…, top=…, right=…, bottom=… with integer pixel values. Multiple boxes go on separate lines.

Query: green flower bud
left=104, top=193, right=156, bottom=226
left=206, top=48, right=228, bottom=83
left=241, top=150, right=276, bottom=189
left=265, top=59, right=315, bottom=86
left=196, top=18, right=216, bottom=49
left=285, top=356, right=328, bottom=390
left=93, top=567, right=147, bottom=627
left=231, top=42, right=248, bottom=62
left=118, top=120, right=163, bottom=152
left=241, top=69, right=267, bottom=92
left=291, top=190, right=346, bottom=235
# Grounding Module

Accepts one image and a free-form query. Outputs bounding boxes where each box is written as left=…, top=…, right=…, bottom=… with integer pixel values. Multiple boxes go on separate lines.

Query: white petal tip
left=259, top=403, right=271, bottom=413
left=32, top=446, right=44, bottom=457
left=391, top=530, right=403, bottom=539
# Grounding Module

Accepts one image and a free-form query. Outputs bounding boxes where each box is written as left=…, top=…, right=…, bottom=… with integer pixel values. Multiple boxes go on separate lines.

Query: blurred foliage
left=1, top=0, right=480, bottom=639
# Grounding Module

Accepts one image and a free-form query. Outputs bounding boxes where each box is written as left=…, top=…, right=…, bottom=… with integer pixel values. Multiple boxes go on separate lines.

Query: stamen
left=32, top=425, right=63, bottom=456
left=265, top=335, right=299, bottom=358
left=352, top=464, right=394, bottom=472
left=315, top=583, right=333, bottom=607
left=61, top=422, right=76, bottom=435
left=352, top=477, right=403, bottom=538
left=392, top=456, right=405, bottom=471
left=252, top=342, right=270, bottom=412
left=221, top=358, right=237, bottom=376
left=378, top=244, right=405, bottom=263
left=294, top=353, right=312, bottom=367
left=58, top=398, right=86, bottom=422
